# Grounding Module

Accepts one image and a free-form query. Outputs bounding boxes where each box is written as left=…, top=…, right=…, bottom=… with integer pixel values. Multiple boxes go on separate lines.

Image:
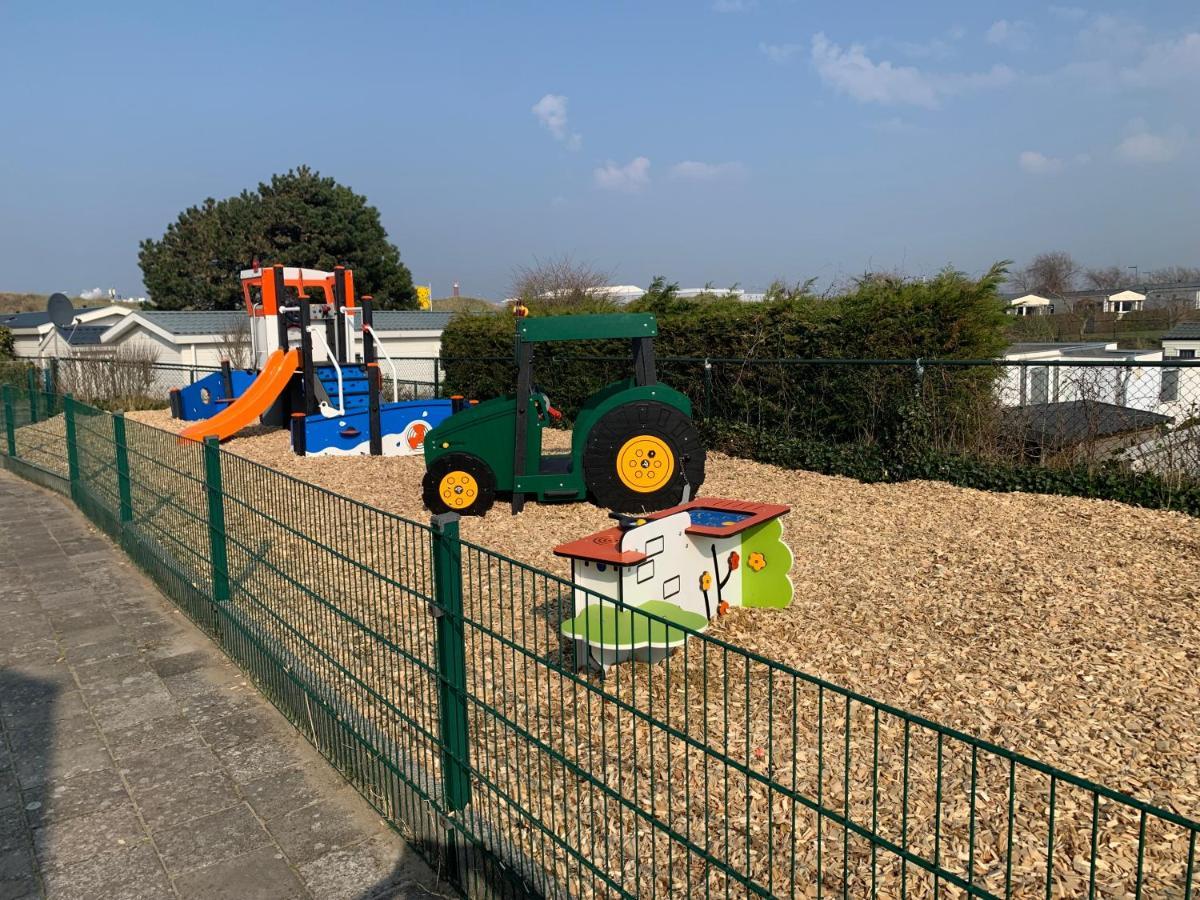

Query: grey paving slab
left=172, top=845, right=305, bottom=900
left=153, top=803, right=271, bottom=877
left=0, top=471, right=445, bottom=899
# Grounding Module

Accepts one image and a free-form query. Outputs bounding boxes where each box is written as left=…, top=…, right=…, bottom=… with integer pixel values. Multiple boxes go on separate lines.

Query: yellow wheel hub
left=438, top=471, right=479, bottom=509
left=616, top=435, right=675, bottom=493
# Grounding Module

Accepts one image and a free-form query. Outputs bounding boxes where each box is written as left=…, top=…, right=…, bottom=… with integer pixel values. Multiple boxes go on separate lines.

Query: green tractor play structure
left=422, top=313, right=706, bottom=516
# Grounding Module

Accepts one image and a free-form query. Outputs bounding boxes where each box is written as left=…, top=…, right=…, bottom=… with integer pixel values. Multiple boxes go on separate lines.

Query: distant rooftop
left=1005, top=341, right=1159, bottom=360
left=372, top=311, right=452, bottom=331
left=1163, top=322, right=1200, bottom=341
left=1002, top=400, right=1171, bottom=449
left=55, top=325, right=108, bottom=347
left=1, top=307, right=102, bottom=330
left=138, top=311, right=248, bottom=335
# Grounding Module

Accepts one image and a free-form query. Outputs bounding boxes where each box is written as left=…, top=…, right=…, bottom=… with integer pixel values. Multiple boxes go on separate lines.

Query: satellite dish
left=47, top=293, right=76, bottom=328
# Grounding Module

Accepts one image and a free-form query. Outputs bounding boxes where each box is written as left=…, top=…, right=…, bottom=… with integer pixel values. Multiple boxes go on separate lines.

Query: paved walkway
left=0, top=470, right=448, bottom=900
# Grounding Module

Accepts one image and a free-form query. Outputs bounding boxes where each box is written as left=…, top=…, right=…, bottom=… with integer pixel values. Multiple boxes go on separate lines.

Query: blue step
left=315, top=365, right=368, bottom=380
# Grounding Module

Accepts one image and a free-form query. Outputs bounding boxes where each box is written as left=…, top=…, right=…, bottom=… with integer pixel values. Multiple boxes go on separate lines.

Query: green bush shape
left=740, top=518, right=795, bottom=609
left=561, top=600, right=709, bottom=649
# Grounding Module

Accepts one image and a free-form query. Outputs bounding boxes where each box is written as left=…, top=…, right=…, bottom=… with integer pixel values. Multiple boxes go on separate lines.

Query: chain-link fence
left=52, top=357, right=223, bottom=409
left=437, top=354, right=1200, bottom=511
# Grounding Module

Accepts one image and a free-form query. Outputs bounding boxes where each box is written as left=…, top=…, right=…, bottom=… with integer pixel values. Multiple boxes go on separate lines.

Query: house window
left=1029, top=367, right=1049, bottom=404
left=1161, top=369, right=1180, bottom=402
left=662, top=576, right=680, bottom=600
left=1180, top=349, right=1197, bottom=360
left=637, top=561, right=655, bottom=584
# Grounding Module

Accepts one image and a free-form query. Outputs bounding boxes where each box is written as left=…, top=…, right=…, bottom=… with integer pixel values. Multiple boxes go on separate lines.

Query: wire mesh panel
left=451, top=539, right=1200, bottom=899
left=3, top=387, right=1198, bottom=899
left=378, top=357, right=442, bottom=401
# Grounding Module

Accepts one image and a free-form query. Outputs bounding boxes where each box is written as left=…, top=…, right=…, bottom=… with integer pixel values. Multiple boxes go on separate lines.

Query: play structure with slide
left=173, top=265, right=452, bottom=456
left=422, top=312, right=707, bottom=516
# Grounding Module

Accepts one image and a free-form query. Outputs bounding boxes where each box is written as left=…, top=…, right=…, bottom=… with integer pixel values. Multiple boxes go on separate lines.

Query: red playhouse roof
left=554, top=497, right=790, bottom=565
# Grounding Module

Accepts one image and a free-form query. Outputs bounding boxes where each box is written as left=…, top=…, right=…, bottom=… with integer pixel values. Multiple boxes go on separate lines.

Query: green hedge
left=707, top=421, right=1200, bottom=516
left=441, top=266, right=1010, bottom=429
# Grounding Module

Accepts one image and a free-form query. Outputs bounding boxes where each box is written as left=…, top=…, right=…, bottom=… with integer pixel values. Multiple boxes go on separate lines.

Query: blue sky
left=1, top=1, right=1197, bottom=299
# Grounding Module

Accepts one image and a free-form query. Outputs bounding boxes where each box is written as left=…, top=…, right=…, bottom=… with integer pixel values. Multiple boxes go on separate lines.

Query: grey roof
left=136, top=311, right=249, bottom=335
left=127, top=309, right=449, bottom=336
left=57, top=325, right=107, bottom=346
left=1007, top=341, right=1110, bottom=354
left=1163, top=322, right=1200, bottom=341
left=1001, top=400, right=1170, bottom=449
left=372, top=311, right=451, bottom=332
left=1, top=307, right=102, bottom=330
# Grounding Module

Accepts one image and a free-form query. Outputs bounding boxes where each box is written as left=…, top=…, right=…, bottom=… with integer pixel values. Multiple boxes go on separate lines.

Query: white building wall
left=10, top=331, right=49, bottom=359
left=103, top=325, right=183, bottom=365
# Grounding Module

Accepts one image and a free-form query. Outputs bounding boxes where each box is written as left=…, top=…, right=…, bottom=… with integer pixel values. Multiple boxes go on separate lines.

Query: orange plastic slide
left=178, top=348, right=300, bottom=444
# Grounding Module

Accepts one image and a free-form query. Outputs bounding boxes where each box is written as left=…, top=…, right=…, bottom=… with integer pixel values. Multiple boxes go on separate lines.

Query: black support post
left=332, top=267, right=347, bottom=364
left=298, top=299, right=317, bottom=415
left=633, top=336, right=657, bottom=387
left=274, top=266, right=289, bottom=351
left=362, top=298, right=382, bottom=456
left=511, top=339, right=533, bottom=514
left=219, top=359, right=233, bottom=400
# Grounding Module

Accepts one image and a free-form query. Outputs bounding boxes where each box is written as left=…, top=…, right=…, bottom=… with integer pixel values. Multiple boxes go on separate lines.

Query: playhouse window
left=637, top=561, right=655, bottom=584
left=663, top=576, right=680, bottom=599
left=645, top=536, right=665, bottom=557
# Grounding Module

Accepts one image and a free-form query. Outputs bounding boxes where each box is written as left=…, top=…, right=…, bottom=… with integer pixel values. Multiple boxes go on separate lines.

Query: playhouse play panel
left=554, top=497, right=794, bottom=668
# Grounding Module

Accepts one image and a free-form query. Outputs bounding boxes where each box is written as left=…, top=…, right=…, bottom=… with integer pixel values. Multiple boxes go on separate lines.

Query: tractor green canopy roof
left=516, top=313, right=658, bottom=343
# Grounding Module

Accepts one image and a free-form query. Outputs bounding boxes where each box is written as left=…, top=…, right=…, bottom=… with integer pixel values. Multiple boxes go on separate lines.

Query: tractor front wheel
left=423, top=453, right=497, bottom=517
left=582, top=402, right=705, bottom=512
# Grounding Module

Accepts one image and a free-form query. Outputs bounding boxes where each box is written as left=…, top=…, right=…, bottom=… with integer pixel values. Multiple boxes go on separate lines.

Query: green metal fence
left=1, top=381, right=1197, bottom=898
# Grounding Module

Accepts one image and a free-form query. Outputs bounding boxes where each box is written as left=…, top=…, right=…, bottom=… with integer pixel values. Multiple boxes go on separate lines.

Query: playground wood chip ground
left=103, top=410, right=1200, bottom=892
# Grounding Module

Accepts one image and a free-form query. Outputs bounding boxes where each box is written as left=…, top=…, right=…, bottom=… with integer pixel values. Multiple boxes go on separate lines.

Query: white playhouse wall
left=615, top=512, right=743, bottom=619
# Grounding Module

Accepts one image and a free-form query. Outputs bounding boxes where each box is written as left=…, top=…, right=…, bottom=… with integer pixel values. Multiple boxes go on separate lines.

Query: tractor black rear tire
left=582, top=401, right=705, bottom=513
left=423, top=453, right=497, bottom=517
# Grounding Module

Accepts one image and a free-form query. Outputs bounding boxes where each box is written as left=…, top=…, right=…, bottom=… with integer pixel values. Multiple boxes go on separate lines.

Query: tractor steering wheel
left=531, top=389, right=563, bottom=422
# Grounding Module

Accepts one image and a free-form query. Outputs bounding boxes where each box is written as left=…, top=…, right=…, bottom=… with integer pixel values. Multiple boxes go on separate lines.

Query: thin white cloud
left=986, top=20, right=1033, bottom=52
left=760, top=42, right=804, bottom=64
left=1120, top=32, right=1200, bottom=87
left=1078, top=14, right=1148, bottom=57
left=712, top=0, right=756, bottom=11
left=80, top=287, right=106, bottom=301
left=810, top=32, right=1015, bottom=108
left=870, top=117, right=922, bottom=134
left=1115, top=129, right=1184, bottom=164
left=669, top=161, right=747, bottom=181
left=594, top=157, right=651, bottom=193
left=531, top=94, right=582, bottom=150
left=1048, top=5, right=1086, bottom=22
left=1018, top=151, right=1064, bottom=175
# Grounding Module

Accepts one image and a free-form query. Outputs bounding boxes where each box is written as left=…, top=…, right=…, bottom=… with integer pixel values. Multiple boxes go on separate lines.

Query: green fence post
left=431, top=511, right=471, bottom=878
left=113, top=414, right=133, bottom=527
left=63, top=394, right=79, bottom=500
left=203, top=438, right=232, bottom=623
left=27, top=368, right=38, bottom=424
left=45, top=359, right=58, bottom=395
left=2, top=386, right=14, bottom=457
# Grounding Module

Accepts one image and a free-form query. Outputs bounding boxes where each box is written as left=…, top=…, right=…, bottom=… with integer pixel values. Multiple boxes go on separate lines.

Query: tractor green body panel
left=423, top=380, right=693, bottom=502
left=423, top=396, right=519, bottom=490
left=517, top=314, right=657, bottom=343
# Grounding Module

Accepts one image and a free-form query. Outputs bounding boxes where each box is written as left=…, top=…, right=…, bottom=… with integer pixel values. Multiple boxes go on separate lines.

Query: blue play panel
left=297, top=399, right=454, bottom=456
left=175, top=369, right=257, bottom=420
